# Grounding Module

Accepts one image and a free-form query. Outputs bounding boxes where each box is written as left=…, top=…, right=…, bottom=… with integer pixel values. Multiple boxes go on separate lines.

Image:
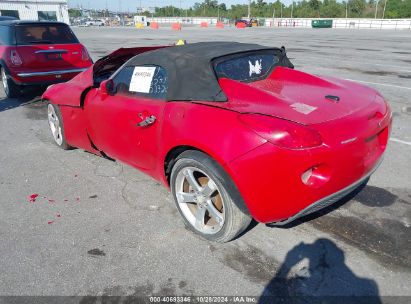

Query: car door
left=85, top=64, right=168, bottom=171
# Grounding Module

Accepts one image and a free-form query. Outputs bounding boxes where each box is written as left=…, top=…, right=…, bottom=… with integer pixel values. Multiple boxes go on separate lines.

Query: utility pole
left=375, top=0, right=379, bottom=19
left=345, top=1, right=348, bottom=18
left=248, top=0, right=251, bottom=19
left=291, top=2, right=294, bottom=18
left=280, top=2, right=283, bottom=18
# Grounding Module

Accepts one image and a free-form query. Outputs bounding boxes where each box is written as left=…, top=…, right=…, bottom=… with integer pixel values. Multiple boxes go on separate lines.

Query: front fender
left=42, top=67, right=94, bottom=107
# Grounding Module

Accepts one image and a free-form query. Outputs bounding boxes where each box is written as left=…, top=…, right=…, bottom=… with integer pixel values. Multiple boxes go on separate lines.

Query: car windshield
left=15, top=24, right=78, bottom=45
left=214, top=51, right=280, bottom=82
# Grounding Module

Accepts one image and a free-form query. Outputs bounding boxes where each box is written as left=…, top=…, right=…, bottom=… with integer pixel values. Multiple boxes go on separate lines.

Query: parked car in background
left=234, top=19, right=251, bottom=27
left=0, top=20, right=93, bottom=98
left=43, top=42, right=391, bottom=242
left=85, top=19, right=105, bottom=27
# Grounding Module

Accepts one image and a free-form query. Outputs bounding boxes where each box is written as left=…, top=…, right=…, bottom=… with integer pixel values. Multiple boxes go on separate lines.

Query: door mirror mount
left=100, top=79, right=115, bottom=96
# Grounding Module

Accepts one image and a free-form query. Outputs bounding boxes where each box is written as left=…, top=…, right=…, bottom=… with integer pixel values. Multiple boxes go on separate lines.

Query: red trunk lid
left=216, top=67, right=379, bottom=125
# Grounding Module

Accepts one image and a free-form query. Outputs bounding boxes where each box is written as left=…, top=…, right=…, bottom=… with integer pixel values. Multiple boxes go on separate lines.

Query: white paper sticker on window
left=129, top=66, right=156, bottom=93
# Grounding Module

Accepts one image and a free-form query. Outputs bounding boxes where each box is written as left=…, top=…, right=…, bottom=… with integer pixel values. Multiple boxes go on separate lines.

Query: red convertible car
left=43, top=42, right=392, bottom=242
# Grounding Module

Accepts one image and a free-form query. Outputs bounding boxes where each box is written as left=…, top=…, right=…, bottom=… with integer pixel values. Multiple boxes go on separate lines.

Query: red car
left=43, top=42, right=392, bottom=242
left=0, top=20, right=92, bottom=98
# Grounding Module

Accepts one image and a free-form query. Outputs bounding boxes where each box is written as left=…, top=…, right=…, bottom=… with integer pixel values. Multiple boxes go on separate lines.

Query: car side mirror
left=100, top=79, right=115, bottom=95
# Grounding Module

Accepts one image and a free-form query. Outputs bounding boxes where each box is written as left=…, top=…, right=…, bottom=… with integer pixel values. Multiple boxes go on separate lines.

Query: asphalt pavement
left=0, top=26, right=410, bottom=300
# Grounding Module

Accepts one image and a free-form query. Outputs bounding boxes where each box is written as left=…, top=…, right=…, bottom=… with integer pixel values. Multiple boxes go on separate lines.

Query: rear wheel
left=47, top=103, right=72, bottom=150
left=171, top=150, right=251, bottom=242
left=1, top=67, right=21, bottom=98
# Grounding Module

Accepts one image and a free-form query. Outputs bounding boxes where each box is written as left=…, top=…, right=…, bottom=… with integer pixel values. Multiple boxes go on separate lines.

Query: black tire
left=47, top=103, right=72, bottom=150
left=1, top=67, right=21, bottom=98
left=170, top=150, right=252, bottom=242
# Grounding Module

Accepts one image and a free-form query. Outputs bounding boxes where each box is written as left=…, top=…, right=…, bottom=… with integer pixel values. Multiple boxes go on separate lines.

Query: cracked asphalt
left=0, top=27, right=410, bottom=300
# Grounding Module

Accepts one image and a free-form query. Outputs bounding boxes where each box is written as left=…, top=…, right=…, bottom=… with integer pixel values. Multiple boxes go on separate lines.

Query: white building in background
left=0, top=0, right=70, bottom=24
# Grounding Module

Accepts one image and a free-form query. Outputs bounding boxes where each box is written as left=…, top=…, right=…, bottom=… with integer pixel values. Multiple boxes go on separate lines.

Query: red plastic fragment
left=28, top=194, right=39, bottom=203
left=48, top=221, right=54, bottom=225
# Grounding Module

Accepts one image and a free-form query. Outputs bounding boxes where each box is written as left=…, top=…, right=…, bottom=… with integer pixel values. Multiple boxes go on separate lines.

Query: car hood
left=212, top=67, right=379, bottom=125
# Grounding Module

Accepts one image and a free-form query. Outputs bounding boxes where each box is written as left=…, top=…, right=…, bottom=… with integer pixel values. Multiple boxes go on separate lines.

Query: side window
left=0, top=26, right=7, bottom=45
left=112, top=65, right=168, bottom=100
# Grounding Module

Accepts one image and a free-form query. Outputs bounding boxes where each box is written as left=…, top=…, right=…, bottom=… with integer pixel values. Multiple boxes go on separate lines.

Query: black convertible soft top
left=126, top=42, right=293, bottom=102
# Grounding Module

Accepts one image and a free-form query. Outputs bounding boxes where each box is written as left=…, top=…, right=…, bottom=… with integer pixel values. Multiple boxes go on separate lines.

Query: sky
left=67, top=1, right=293, bottom=12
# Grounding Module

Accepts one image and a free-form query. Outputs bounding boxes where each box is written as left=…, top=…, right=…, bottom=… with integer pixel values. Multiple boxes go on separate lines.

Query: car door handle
left=137, top=115, right=156, bottom=127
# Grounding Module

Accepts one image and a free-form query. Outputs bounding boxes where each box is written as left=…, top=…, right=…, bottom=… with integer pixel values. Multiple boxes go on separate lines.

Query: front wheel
left=47, top=103, right=72, bottom=150
left=171, top=150, right=251, bottom=242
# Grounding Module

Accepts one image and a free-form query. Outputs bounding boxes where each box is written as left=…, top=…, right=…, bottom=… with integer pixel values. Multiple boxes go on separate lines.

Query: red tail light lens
left=239, top=114, right=323, bottom=149
left=81, top=46, right=90, bottom=61
left=10, top=49, right=23, bottom=66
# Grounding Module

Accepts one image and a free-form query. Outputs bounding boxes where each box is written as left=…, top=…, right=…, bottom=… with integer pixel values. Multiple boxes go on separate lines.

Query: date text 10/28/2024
left=149, top=296, right=257, bottom=303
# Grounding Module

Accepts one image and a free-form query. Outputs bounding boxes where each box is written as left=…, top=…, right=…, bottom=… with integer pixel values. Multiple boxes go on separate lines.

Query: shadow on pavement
left=0, top=87, right=44, bottom=112
left=259, top=238, right=381, bottom=304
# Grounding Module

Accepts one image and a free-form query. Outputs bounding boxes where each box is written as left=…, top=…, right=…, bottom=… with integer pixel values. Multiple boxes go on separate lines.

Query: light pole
left=291, top=2, right=294, bottom=19
left=248, top=0, right=251, bottom=19
left=382, top=0, right=388, bottom=19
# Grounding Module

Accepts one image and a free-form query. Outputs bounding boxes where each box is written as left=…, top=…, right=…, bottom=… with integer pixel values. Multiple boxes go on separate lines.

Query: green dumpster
left=311, top=19, right=333, bottom=28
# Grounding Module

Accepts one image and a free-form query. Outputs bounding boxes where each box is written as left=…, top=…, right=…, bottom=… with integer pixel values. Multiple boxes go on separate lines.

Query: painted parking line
left=390, top=138, right=411, bottom=146
left=344, top=78, right=411, bottom=90
left=294, top=55, right=411, bottom=73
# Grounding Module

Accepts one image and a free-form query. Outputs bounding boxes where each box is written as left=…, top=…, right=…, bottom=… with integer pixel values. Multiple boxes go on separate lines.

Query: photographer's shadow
left=260, top=238, right=381, bottom=303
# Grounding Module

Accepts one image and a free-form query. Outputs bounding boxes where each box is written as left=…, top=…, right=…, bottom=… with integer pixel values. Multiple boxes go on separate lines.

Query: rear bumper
left=17, top=68, right=88, bottom=78
left=268, top=156, right=382, bottom=226
left=9, top=68, right=88, bottom=86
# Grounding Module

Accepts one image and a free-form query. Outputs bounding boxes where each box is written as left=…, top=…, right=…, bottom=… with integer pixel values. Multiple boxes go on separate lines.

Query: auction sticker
left=130, top=66, right=156, bottom=93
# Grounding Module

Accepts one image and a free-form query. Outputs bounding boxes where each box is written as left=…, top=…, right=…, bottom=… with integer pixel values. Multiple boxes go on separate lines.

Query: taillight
left=10, top=49, right=23, bottom=66
left=81, top=46, right=90, bottom=61
left=239, top=114, right=323, bottom=149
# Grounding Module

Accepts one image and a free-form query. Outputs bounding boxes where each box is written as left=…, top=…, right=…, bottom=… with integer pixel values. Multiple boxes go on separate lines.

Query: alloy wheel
left=1, top=69, right=8, bottom=94
left=47, top=104, right=63, bottom=146
left=174, top=167, right=225, bottom=234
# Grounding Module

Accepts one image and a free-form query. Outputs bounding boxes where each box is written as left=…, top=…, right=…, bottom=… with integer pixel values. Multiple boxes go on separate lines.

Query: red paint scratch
left=28, top=194, right=39, bottom=203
